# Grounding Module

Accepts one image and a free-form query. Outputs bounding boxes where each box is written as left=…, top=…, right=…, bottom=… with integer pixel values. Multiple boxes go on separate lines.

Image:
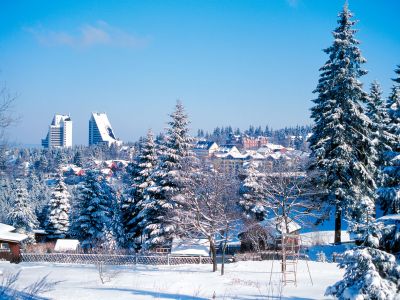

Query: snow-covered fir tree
left=378, top=67, right=400, bottom=215
left=44, top=174, right=70, bottom=239
left=141, top=101, right=196, bottom=249
left=367, top=81, right=392, bottom=176
left=239, top=161, right=267, bottom=220
left=7, top=179, right=38, bottom=234
left=307, top=3, right=377, bottom=242
left=122, top=129, right=157, bottom=249
left=27, top=172, right=51, bottom=228
left=73, top=150, right=83, bottom=167
left=394, top=65, right=400, bottom=84
left=326, top=247, right=400, bottom=300
left=378, top=69, right=400, bottom=214
left=0, top=177, right=14, bottom=223
left=71, top=170, right=115, bottom=250
left=99, top=189, right=126, bottom=251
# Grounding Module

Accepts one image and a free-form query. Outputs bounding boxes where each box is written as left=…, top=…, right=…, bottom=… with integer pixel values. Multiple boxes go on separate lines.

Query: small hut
left=240, top=216, right=301, bottom=252
left=0, top=223, right=28, bottom=263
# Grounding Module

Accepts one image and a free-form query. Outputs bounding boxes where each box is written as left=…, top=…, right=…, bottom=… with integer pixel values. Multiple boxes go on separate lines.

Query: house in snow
left=240, top=217, right=301, bottom=252
left=212, top=145, right=247, bottom=175
left=0, top=223, right=28, bottom=263
left=193, top=140, right=219, bottom=158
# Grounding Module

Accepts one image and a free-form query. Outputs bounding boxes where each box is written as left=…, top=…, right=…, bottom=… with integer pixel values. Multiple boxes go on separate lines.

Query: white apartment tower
left=42, top=114, right=73, bottom=148
left=89, top=112, right=122, bottom=146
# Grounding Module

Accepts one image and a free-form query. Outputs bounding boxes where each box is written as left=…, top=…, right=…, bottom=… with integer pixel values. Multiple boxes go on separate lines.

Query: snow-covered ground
left=0, top=260, right=343, bottom=299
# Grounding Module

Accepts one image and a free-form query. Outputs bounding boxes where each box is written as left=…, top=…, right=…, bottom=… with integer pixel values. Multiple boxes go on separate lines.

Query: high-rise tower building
left=42, top=114, right=73, bottom=148
left=89, top=112, right=122, bottom=146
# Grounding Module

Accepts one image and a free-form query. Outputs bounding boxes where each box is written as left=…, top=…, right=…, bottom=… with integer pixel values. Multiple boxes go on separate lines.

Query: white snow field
left=0, top=260, right=343, bottom=299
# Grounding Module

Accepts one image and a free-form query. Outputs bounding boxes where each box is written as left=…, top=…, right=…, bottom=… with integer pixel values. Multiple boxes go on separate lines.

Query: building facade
left=89, top=112, right=122, bottom=146
left=41, top=114, right=72, bottom=148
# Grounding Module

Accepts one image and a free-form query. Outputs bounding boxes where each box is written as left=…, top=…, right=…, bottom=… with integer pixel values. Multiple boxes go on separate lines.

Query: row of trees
left=197, top=124, right=312, bottom=150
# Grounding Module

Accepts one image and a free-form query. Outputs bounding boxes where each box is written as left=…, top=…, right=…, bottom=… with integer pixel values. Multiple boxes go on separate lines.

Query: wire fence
left=20, top=253, right=219, bottom=266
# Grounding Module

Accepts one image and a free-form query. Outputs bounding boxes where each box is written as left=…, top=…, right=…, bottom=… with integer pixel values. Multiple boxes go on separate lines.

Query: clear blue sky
left=1, top=0, right=399, bottom=145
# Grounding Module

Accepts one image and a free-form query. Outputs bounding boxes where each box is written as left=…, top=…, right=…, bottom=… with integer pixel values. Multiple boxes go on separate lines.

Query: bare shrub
left=0, top=270, right=60, bottom=299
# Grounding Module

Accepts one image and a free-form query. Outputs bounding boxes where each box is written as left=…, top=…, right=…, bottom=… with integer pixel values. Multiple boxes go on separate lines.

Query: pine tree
left=44, top=174, right=70, bottom=239
left=239, top=161, right=267, bottom=220
left=377, top=68, right=400, bottom=215
left=7, top=179, right=38, bottom=233
left=308, top=4, right=377, bottom=243
left=122, top=129, right=158, bottom=249
left=142, top=101, right=195, bottom=249
left=72, top=171, right=114, bottom=250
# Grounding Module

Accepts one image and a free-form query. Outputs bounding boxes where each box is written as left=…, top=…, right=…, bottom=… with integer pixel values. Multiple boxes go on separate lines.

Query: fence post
left=199, top=255, right=201, bottom=264
left=135, top=254, right=137, bottom=265
left=167, top=254, right=170, bottom=265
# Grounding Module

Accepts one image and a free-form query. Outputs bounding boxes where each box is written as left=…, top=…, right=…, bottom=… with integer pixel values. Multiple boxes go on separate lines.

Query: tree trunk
left=221, top=243, right=226, bottom=276
left=209, top=239, right=217, bottom=272
left=334, top=205, right=342, bottom=244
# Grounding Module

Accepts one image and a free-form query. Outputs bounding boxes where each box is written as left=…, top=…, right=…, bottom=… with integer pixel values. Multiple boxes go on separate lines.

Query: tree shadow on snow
left=85, top=287, right=208, bottom=299
left=237, top=296, right=324, bottom=300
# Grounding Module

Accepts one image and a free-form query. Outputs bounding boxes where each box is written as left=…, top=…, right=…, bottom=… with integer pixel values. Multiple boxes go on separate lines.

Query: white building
left=41, top=114, right=73, bottom=148
left=89, top=112, right=122, bottom=146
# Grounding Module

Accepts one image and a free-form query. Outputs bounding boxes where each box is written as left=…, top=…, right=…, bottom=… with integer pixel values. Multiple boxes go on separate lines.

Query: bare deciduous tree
left=260, top=160, right=320, bottom=234
left=0, top=83, right=17, bottom=141
left=174, top=165, right=240, bottom=275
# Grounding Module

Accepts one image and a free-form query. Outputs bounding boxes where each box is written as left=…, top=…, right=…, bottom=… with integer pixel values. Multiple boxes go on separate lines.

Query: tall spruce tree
left=142, top=101, right=195, bottom=249
left=72, top=170, right=114, bottom=250
left=308, top=4, right=377, bottom=243
left=44, top=174, right=71, bottom=239
left=377, top=67, right=400, bottom=215
left=122, top=129, right=158, bottom=249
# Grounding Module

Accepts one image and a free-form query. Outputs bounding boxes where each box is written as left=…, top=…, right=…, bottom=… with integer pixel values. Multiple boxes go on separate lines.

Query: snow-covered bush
left=325, top=247, right=400, bottom=300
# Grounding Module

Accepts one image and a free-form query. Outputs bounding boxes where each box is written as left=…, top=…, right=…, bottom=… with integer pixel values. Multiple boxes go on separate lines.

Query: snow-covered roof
left=0, top=223, right=15, bottom=233
left=244, top=151, right=265, bottom=160
left=265, top=152, right=283, bottom=160
left=0, top=223, right=27, bottom=243
left=171, top=238, right=210, bottom=256
left=61, top=164, right=83, bottom=173
left=54, top=239, right=80, bottom=252
left=217, top=144, right=239, bottom=153
left=194, top=140, right=217, bottom=150
left=265, top=143, right=285, bottom=150
left=213, top=145, right=241, bottom=158
left=261, top=217, right=301, bottom=235
left=0, top=231, right=28, bottom=243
